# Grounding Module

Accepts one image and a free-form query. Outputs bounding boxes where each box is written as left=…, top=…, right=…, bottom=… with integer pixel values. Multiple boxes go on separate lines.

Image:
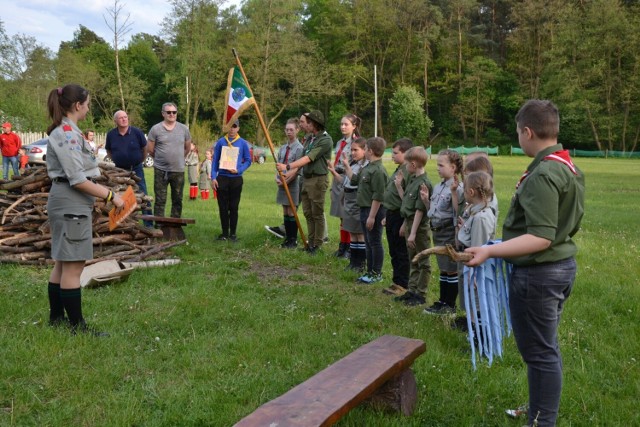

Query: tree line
left=1, top=0, right=640, bottom=153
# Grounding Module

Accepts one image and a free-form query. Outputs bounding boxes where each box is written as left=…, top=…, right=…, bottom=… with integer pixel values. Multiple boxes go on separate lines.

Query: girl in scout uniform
left=329, top=114, right=361, bottom=258
left=275, top=118, right=304, bottom=248
left=456, top=171, right=496, bottom=336
left=424, top=149, right=464, bottom=315
left=198, top=149, right=213, bottom=199
left=45, top=84, right=124, bottom=336
left=186, top=142, right=199, bottom=200
left=337, top=137, right=368, bottom=271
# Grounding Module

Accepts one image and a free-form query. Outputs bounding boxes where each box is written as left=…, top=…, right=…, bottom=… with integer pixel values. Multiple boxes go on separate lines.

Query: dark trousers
left=385, top=209, right=409, bottom=287
left=216, top=175, right=244, bottom=236
left=510, top=257, right=576, bottom=427
left=360, top=206, right=385, bottom=275
left=153, top=168, right=185, bottom=218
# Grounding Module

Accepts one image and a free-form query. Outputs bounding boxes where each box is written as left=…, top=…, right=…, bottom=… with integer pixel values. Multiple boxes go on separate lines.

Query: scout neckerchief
left=334, top=137, right=349, bottom=166
left=515, top=149, right=577, bottom=189
left=304, top=132, right=322, bottom=156
left=225, top=134, right=240, bottom=147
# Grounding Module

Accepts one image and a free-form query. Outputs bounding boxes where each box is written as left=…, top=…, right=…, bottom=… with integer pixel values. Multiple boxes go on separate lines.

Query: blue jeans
left=360, top=206, right=385, bottom=275
left=2, top=155, right=19, bottom=179
left=509, top=257, right=576, bottom=427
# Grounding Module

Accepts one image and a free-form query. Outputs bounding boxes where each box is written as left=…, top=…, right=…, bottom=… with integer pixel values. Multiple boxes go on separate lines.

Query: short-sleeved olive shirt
left=503, top=143, right=585, bottom=266
left=351, top=158, right=388, bottom=208
left=384, top=163, right=409, bottom=211
left=303, top=131, right=333, bottom=177
left=400, top=173, right=433, bottom=221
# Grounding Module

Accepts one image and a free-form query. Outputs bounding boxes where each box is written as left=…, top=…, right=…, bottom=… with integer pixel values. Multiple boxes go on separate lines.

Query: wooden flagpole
left=231, top=49, right=308, bottom=248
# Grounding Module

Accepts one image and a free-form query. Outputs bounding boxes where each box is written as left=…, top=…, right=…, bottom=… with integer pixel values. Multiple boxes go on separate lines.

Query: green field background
left=1, top=156, right=638, bottom=426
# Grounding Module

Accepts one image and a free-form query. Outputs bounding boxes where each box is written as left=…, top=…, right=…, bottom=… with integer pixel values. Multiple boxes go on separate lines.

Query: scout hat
left=305, top=110, right=325, bottom=127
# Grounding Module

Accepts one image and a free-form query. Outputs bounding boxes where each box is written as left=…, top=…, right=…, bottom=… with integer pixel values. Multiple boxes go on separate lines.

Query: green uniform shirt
left=384, top=163, right=409, bottom=211
left=400, top=173, right=433, bottom=221
left=351, top=158, right=388, bottom=208
left=503, top=143, right=585, bottom=266
left=303, top=131, right=333, bottom=176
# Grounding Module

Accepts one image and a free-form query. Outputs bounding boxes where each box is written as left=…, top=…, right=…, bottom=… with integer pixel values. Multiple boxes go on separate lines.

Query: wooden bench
left=234, top=335, right=426, bottom=427
left=138, top=215, right=195, bottom=240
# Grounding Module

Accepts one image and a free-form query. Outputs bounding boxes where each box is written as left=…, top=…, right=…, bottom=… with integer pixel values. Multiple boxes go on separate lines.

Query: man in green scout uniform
left=277, top=110, right=333, bottom=254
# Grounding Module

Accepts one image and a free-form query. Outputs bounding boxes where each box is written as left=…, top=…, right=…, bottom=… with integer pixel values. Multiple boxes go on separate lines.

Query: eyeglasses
left=164, top=110, right=178, bottom=115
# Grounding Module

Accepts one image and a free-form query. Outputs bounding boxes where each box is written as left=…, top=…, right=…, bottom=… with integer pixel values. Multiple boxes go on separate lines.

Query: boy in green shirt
left=466, top=100, right=585, bottom=427
left=394, top=146, right=433, bottom=306
left=347, top=137, right=388, bottom=283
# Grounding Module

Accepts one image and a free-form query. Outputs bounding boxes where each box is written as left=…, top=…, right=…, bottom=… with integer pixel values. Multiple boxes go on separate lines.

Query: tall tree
left=104, top=0, right=134, bottom=110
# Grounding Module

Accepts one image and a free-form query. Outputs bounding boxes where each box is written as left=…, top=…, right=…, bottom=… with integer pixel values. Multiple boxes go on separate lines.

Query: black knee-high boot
left=48, top=282, right=66, bottom=325
left=61, top=287, right=109, bottom=337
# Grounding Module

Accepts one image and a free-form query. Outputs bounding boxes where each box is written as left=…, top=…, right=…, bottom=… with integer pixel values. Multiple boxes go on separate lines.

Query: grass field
left=1, top=155, right=639, bottom=426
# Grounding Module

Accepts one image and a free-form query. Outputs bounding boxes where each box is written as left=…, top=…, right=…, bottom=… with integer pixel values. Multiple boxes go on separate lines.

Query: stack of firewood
left=0, top=164, right=184, bottom=265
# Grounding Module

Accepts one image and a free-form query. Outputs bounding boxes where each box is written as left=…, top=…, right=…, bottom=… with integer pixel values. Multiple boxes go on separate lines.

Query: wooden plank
left=234, top=335, right=426, bottom=427
left=138, top=215, right=195, bottom=225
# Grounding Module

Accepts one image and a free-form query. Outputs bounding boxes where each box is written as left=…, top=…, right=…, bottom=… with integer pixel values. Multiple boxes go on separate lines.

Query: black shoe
left=306, top=246, right=320, bottom=255
left=403, top=293, right=426, bottom=306
left=423, top=301, right=455, bottom=315
left=281, top=239, right=297, bottom=249
left=48, top=316, right=69, bottom=327
left=453, top=315, right=469, bottom=332
left=344, top=263, right=365, bottom=272
left=323, top=236, right=330, bottom=243
left=334, top=243, right=348, bottom=258
left=72, top=321, right=110, bottom=338
left=229, top=234, right=238, bottom=242
left=265, top=225, right=285, bottom=239
left=217, top=234, right=228, bottom=241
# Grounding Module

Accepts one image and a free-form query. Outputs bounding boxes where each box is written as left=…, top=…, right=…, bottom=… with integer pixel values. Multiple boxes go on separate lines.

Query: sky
left=2, top=0, right=240, bottom=52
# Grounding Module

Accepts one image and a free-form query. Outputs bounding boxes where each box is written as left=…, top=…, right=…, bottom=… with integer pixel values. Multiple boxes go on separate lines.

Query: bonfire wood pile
left=0, top=164, right=184, bottom=265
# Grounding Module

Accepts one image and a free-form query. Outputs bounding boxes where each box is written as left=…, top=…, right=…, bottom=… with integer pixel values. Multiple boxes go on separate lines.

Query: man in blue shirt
left=105, top=110, right=152, bottom=225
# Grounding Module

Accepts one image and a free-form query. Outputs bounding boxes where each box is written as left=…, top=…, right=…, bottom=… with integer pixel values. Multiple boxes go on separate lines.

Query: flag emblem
left=223, top=66, right=255, bottom=132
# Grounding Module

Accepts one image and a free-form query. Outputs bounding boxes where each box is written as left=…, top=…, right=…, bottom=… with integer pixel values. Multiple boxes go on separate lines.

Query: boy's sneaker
left=358, top=273, right=382, bottom=284
left=264, top=225, right=285, bottom=239
left=423, top=301, right=455, bottom=315
left=216, top=234, right=228, bottom=241
left=393, top=291, right=425, bottom=306
left=403, top=293, right=426, bottom=306
left=393, top=291, right=415, bottom=302
left=382, top=284, right=407, bottom=296
left=505, top=404, right=528, bottom=419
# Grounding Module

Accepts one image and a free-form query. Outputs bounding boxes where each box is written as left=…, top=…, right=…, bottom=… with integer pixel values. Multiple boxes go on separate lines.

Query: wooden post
left=232, top=49, right=308, bottom=248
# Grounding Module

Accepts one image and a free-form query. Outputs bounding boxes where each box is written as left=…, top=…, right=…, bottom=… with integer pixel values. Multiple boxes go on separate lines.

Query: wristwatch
left=286, top=164, right=291, bottom=171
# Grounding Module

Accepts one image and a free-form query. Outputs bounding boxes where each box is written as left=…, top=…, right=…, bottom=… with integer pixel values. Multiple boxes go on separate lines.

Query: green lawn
left=1, top=156, right=639, bottom=426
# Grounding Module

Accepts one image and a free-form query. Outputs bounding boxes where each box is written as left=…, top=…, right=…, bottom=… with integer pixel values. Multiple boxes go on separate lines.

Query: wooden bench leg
left=364, top=368, right=419, bottom=416
left=160, top=225, right=186, bottom=240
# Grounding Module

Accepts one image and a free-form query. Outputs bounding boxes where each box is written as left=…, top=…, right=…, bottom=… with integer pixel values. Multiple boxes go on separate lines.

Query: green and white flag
left=223, top=66, right=255, bottom=132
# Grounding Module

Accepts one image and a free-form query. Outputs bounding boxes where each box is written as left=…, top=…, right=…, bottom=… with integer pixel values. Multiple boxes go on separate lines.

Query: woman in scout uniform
left=46, top=84, right=124, bottom=336
left=329, top=114, right=361, bottom=258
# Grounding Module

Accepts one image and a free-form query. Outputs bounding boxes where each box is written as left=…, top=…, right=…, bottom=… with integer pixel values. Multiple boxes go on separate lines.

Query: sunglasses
left=231, top=124, right=238, bottom=128
left=164, top=110, right=178, bottom=115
